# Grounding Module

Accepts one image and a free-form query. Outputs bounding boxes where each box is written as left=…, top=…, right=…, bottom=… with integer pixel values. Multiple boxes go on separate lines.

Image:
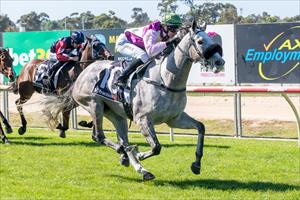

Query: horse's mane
left=177, top=22, right=192, bottom=39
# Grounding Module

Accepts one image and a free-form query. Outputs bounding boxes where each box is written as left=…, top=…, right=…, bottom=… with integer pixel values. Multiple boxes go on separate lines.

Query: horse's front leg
left=136, top=117, right=161, bottom=161
left=166, top=112, right=205, bottom=175
left=0, top=111, right=12, bottom=134
left=0, top=122, right=10, bottom=144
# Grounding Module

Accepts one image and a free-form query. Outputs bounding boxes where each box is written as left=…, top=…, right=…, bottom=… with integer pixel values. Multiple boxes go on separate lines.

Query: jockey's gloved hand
left=166, top=37, right=181, bottom=47
left=162, top=45, right=174, bottom=56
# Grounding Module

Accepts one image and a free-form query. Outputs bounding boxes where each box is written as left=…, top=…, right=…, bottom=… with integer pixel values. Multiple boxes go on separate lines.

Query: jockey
left=115, top=13, right=182, bottom=86
left=45, top=31, right=85, bottom=79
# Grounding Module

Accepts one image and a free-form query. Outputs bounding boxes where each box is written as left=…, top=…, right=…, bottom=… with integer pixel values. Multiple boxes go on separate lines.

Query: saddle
left=92, top=60, right=154, bottom=120
left=33, top=60, right=70, bottom=94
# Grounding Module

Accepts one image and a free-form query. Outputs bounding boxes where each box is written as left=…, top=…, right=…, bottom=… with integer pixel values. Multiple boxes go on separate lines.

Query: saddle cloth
left=33, top=61, right=66, bottom=91
left=92, top=61, right=131, bottom=104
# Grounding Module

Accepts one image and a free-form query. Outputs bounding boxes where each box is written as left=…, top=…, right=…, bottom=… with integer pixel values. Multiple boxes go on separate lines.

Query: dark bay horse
left=14, top=37, right=113, bottom=138
left=41, top=21, right=225, bottom=180
left=0, top=48, right=15, bottom=144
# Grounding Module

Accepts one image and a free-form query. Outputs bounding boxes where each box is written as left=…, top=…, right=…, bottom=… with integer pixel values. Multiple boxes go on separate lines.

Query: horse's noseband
left=203, top=43, right=223, bottom=60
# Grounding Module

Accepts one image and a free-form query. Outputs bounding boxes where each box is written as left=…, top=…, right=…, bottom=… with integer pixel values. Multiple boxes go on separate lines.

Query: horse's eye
left=197, top=40, right=203, bottom=45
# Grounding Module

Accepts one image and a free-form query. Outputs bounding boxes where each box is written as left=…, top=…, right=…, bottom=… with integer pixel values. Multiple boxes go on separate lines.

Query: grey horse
left=41, top=20, right=225, bottom=180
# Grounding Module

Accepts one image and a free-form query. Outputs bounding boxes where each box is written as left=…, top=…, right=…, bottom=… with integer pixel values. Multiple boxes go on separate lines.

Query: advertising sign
left=80, top=29, right=126, bottom=61
left=3, top=30, right=70, bottom=76
left=236, top=23, right=300, bottom=84
left=0, top=32, right=3, bottom=47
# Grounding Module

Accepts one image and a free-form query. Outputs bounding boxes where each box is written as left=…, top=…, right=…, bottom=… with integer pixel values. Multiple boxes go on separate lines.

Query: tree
left=186, top=2, right=225, bottom=24
left=283, top=15, right=300, bottom=22
left=17, top=11, right=49, bottom=31
left=239, top=12, right=281, bottom=24
left=0, top=14, right=17, bottom=32
left=67, top=12, right=81, bottom=30
left=94, top=11, right=127, bottom=28
left=218, top=3, right=238, bottom=24
left=157, top=0, right=178, bottom=17
left=43, top=20, right=63, bottom=31
left=80, top=11, right=95, bottom=30
left=128, top=8, right=150, bottom=27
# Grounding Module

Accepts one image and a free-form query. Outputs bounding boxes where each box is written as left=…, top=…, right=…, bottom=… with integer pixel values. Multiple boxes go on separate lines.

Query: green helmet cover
left=161, top=13, right=182, bottom=27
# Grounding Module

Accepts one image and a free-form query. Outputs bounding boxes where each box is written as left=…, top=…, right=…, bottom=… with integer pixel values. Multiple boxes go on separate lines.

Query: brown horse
left=14, top=37, right=114, bottom=138
left=0, top=47, right=15, bottom=144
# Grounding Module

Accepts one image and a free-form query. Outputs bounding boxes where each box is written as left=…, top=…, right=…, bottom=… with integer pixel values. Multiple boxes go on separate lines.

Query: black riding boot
left=42, top=62, right=63, bottom=93
left=48, top=61, right=64, bottom=78
left=115, top=58, right=144, bottom=86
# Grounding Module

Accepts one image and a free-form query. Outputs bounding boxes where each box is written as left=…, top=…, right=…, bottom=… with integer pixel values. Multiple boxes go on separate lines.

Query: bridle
left=176, top=30, right=223, bottom=69
left=0, top=49, right=13, bottom=75
left=79, top=40, right=111, bottom=63
left=176, top=30, right=206, bottom=63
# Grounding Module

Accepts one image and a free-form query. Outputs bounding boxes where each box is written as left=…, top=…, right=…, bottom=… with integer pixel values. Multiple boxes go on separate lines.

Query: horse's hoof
left=143, top=172, right=155, bottom=181
left=56, top=123, right=63, bottom=130
left=2, top=137, right=10, bottom=144
left=120, top=154, right=130, bottom=167
left=59, top=131, right=66, bottom=138
left=18, top=127, right=26, bottom=135
left=78, top=121, right=93, bottom=128
left=91, top=135, right=97, bottom=142
left=78, top=121, right=88, bottom=127
left=191, top=162, right=201, bottom=175
left=6, top=126, right=13, bottom=134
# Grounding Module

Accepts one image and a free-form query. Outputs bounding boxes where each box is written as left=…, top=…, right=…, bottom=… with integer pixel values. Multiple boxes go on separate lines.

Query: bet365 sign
left=3, top=30, right=70, bottom=75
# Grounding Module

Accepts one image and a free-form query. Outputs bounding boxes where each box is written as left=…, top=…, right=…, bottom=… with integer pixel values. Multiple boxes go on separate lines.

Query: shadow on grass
left=7, top=140, right=100, bottom=147
left=133, top=141, right=230, bottom=149
left=4, top=136, right=52, bottom=140
left=5, top=139, right=230, bottom=149
left=108, top=175, right=300, bottom=192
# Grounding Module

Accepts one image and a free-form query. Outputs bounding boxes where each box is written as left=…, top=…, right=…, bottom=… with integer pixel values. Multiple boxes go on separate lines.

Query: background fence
left=1, top=22, right=299, bottom=141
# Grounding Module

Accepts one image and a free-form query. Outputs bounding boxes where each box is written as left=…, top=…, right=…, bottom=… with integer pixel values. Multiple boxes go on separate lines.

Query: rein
left=144, top=31, right=204, bottom=93
left=143, top=78, right=186, bottom=92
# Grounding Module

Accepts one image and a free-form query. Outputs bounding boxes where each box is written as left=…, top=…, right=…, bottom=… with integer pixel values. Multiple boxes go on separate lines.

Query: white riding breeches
left=48, top=52, right=58, bottom=62
left=115, top=33, right=149, bottom=63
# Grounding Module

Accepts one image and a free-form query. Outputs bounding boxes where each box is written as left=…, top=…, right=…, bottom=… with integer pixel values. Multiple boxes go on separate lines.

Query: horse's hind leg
left=57, top=109, right=71, bottom=138
left=93, top=105, right=123, bottom=151
left=166, top=112, right=205, bottom=175
left=105, top=111, right=130, bottom=167
left=79, top=99, right=122, bottom=152
left=135, top=117, right=161, bottom=161
left=0, top=121, right=9, bottom=144
left=0, top=111, right=12, bottom=133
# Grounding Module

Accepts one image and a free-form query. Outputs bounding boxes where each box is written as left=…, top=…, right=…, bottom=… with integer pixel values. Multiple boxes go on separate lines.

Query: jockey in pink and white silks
left=115, top=13, right=182, bottom=86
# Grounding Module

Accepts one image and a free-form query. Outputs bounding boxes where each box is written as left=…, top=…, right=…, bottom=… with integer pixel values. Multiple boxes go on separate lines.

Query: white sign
left=187, top=24, right=235, bottom=85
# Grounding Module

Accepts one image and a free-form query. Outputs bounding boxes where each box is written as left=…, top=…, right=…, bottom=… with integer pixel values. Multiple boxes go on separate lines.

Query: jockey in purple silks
left=115, top=13, right=182, bottom=86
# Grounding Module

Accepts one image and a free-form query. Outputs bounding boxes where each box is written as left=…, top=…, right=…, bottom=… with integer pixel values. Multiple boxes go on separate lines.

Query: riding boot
left=42, top=62, right=62, bottom=93
left=48, top=61, right=63, bottom=78
left=115, top=58, right=144, bottom=86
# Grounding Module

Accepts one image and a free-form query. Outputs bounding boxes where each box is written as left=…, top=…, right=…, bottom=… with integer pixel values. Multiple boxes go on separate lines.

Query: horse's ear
left=199, top=22, right=207, bottom=31
left=86, top=36, right=92, bottom=43
left=192, top=19, right=197, bottom=32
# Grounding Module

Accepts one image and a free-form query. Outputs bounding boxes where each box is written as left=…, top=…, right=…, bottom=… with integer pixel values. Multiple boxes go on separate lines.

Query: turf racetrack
left=1, top=128, right=299, bottom=199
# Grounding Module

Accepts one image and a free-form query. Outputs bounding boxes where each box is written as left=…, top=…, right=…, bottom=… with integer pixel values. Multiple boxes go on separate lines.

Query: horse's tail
left=40, top=85, right=75, bottom=130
